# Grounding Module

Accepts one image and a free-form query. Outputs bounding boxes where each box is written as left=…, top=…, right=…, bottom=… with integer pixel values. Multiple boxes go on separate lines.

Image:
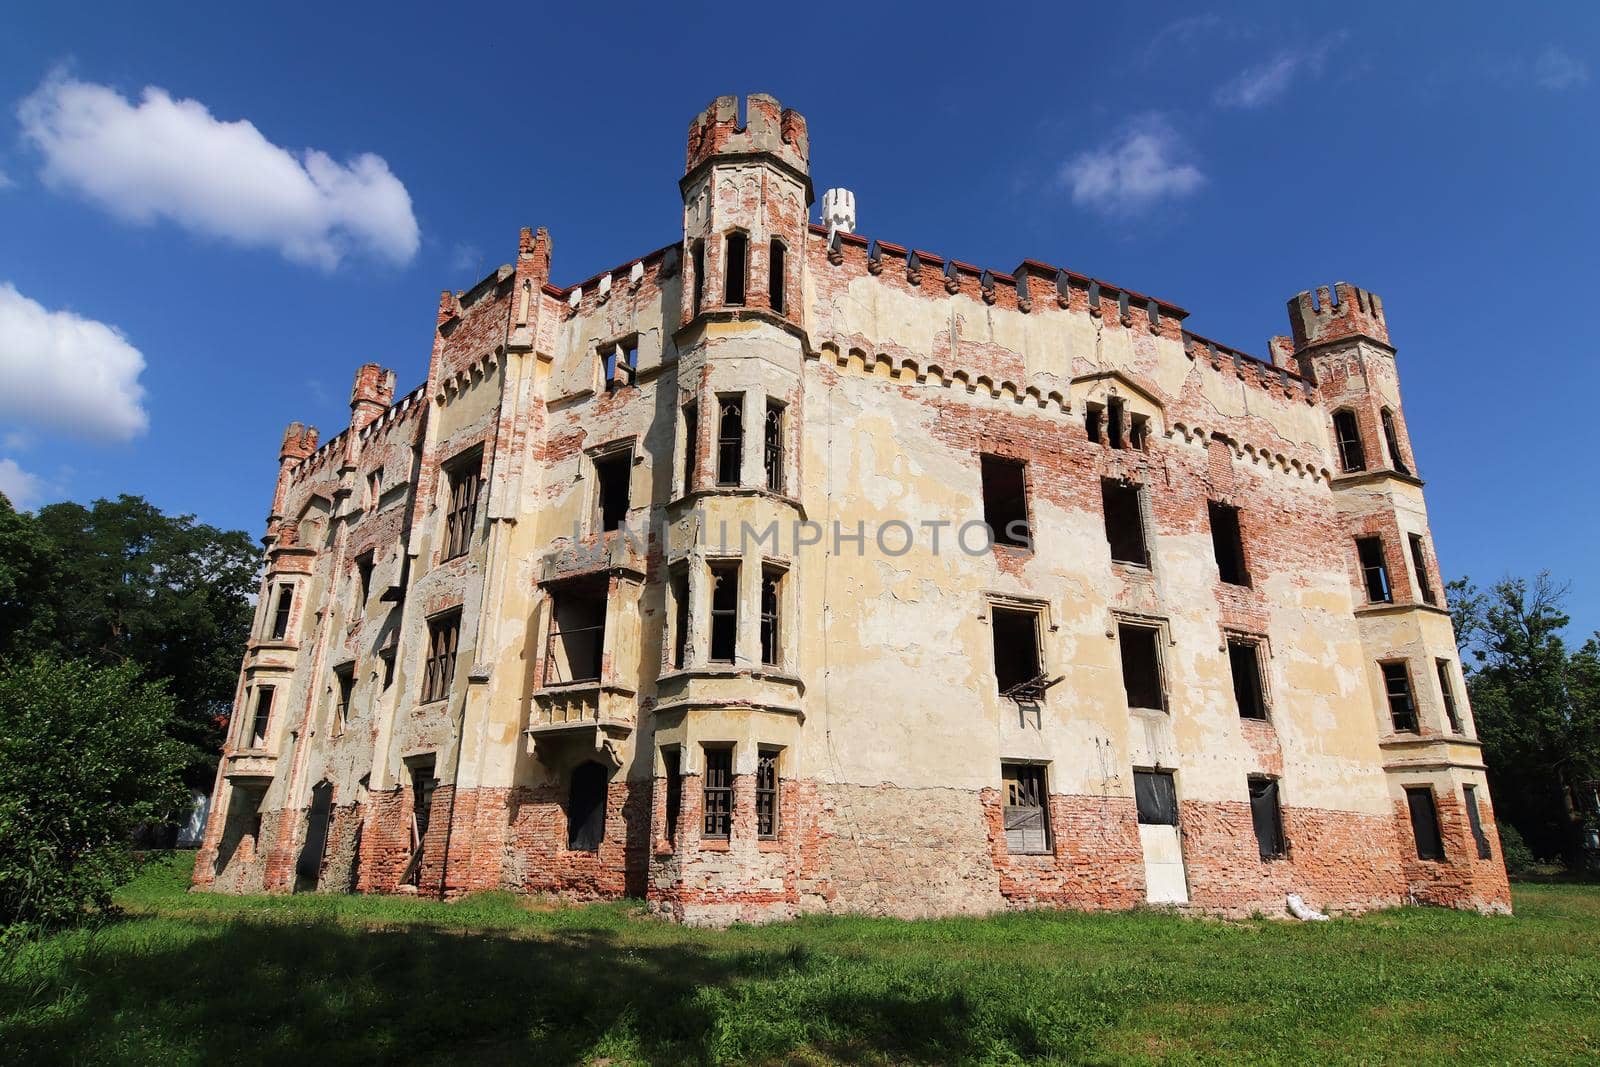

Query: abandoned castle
left=193, top=94, right=1511, bottom=922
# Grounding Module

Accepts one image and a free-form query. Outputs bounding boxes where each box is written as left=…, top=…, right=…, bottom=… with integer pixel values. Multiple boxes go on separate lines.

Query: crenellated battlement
left=1287, top=282, right=1389, bottom=350
left=685, top=93, right=809, bottom=178
left=279, top=421, right=318, bottom=463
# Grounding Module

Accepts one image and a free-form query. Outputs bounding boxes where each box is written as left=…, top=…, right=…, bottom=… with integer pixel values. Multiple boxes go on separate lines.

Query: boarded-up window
left=1102, top=479, right=1149, bottom=566
left=442, top=451, right=481, bottom=561
left=1356, top=536, right=1392, bottom=603
left=717, top=395, right=744, bottom=486
left=1248, top=777, right=1286, bottom=859
left=703, top=746, right=732, bottom=839
left=1209, top=501, right=1250, bottom=586
left=567, top=761, right=607, bottom=852
left=1436, top=659, right=1462, bottom=733
left=709, top=562, right=739, bottom=663
left=992, top=605, right=1042, bottom=693
left=1333, top=410, right=1365, bottom=472
left=724, top=232, right=747, bottom=305
left=1119, top=623, right=1165, bottom=712
left=756, top=748, right=780, bottom=838
left=1409, top=534, right=1436, bottom=605
left=1002, top=763, right=1050, bottom=854
left=981, top=455, right=1030, bottom=548
left=663, top=748, right=682, bottom=845
left=1229, top=638, right=1268, bottom=719
left=269, top=583, right=294, bottom=640
left=1381, top=408, right=1409, bottom=475
left=1134, top=769, right=1178, bottom=826
left=1382, top=661, right=1418, bottom=733
left=421, top=611, right=461, bottom=703
left=594, top=448, right=631, bottom=533
left=1464, top=785, right=1492, bottom=860
left=1406, top=786, right=1445, bottom=861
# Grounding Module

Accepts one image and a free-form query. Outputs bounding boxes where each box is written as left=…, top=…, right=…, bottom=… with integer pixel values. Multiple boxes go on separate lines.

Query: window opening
left=703, top=746, right=732, bottom=839
left=567, top=761, right=607, bottom=851
left=980, top=455, right=1029, bottom=548
left=1229, top=638, right=1268, bottom=719
left=1002, top=763, right=1051, bottom=854
left=709, top=562, right=739, bottom=663
left=1382, top=661, right=1418, bottom=733
left=1102, top=479, right=1149, bottom=566
left=1208, top=501, right=1250, bottom=586
left=1357, top=536, right=1392, bottom=603
left=1248, top=776, right=1286, bottom=859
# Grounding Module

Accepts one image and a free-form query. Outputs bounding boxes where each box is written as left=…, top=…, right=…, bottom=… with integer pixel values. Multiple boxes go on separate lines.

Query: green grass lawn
left=2, top=854, right=1597, bottom=1065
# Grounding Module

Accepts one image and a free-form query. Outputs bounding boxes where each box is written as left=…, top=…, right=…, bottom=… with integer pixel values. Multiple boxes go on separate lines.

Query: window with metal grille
left=594, top=448, right=631, bottom=533
left=756, top=749, right=780, bottom=838
left=724, top=232, right=747, bottom=305
left=1406, top=786, right=1445, bottom=861
left=981, top=455, right=1030, bottom=548
left=1464, top=785, right=1492, bottom=859
left=1229, top=638, right=1268, bottom=719
left=269, top=583, right=294, bottom=640
left=709, top=562, right=739, bottom=663
left=1118, top=623, right=1166, bottom=712
left=663, top=748, right=682, bottom=845
left=1002, top=763, right=1050, bottom=854
left=682, top=403, right=698, bottom=493
left=1134, top=769, right=1178, bottom=826
left=1248, top=776, right=1286, bottom=859
left=1209, top=501, right=1250, bottom=586
left=768, top=239, right=786, bottom=314
left=567, top=761, right=607, bottom=852
left=1382, top=661, right=1418, bottom=732
left=1102, top=479, right=1149, bottom=566
left=332, top=666, right=354, bottom=736
left=703, top=746, right=732, bottom=839
left=760, top=566, right=782, bottom=667
left=442, top=453, right=481, bottom=560
left=421, top=611, right=460, bottom=703
left=1409, top=533, right=1436, bottom=605
left=1436, top=659, right=1462, bottom=733
left=1381, top=408, right=1409, bottom=475
left=1333, top=410, right=1366, bottom=472
left=1356, top=536, right=1392, bottom=603
left=717, top=395, right=744, bottom=486
left=764, top=400, right=785, bottom=493
left=249, top=686, right=275, bottom=747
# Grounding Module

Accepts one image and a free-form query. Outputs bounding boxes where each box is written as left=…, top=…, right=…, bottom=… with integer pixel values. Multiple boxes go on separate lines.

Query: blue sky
left=2, top=2, right=1596, bottom=637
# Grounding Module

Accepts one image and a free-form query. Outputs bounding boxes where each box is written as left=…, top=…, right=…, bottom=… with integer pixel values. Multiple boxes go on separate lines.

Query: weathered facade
left=193, top=94, right=1510, bottom=923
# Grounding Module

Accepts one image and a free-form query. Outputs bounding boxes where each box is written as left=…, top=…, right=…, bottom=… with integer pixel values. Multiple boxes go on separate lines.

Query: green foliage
left=0, top=657, right=188, bottom=933
left=0, top=493, right=257, bottom=785
left=1497, top=821, right=1539, bottom=874
left=2, top=854, right=1598, bottom=1064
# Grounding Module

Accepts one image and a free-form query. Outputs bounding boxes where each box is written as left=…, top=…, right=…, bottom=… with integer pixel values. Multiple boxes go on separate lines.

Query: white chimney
left=822, top=187, right=856, bottom=236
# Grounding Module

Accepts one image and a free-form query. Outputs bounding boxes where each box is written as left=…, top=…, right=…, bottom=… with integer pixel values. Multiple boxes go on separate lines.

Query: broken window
left=1381, top=661, right=1418, bottom=733
left=1228, top=638, right=1268, bottom=720
left=1001, top=763, right=1051, bottom=854
left=980, top=454, right=1029, bottom=548
left=663, top=747, right=682, bottom=845
left=1102, top=479, right=1149, bottom=566
left=567, top=761, right=607, bottom=852
left=1248, top=776, right=1286, bottom=860
left=365, top=468, right=383, bottom=509
left=405, top=757, right=437, bottom=886
left=1464, top=784, right=1492, bottom=860
left=378, top=626, right=398, bottom=689
left=1118, top=623, right=1166, bottom=712
left=1405, top=785, right=1445, bottom=861
left=768, top=239, right=786, bottom=314
left=1134, top=769, right=1179, bottom=826
left=1356, top=536, right=1392, bottom=603
left=1208, top=501, right=1250, bottom=586
left=269, top=583, right=294, bottom=640
left=1107, top=396, right=1127, bottom=450
left=354, top=551, right=375, bottom=606
left=1084, top=402, right=1103, bottom=444
left=760, top=566, right=783, bottom=667
left=1128, top=413, right=1150, bottom=451
left=594, top=448, right=631, bottom=533
left=724, top=232, right=747, bottom=306
left=682, top=403, right=699, bottom=493
left=442, top=450, right=482, bottom=561
left=702, top=746, right=732, bottom=839
left=717, top=395, right=744, bottom=485
left=422, top=611, right=461, bottom=703
left=764, top=400, right=785, bottom=493
left=1409, top=533, right=1436, bottom=605
left=332, top=665, right=354, bottom=736
left=249, top=686, right=275, bottom=747
left=544, top=580, right=605, bottom=685
left=1436, top=659, right=1462, bottom=733
left=671, top=569, right=690, bottom=670
left=1333, top=410, right=1366, bottom=472
left=1381, top=408, right=1409, bottom=475
left=691, top=239, right=705, bottom=316
left=991, top=605, right=1042, bottom=694
left=756, top=748, right=780, bottom=838
left=709, top=561, right=739, bottom=664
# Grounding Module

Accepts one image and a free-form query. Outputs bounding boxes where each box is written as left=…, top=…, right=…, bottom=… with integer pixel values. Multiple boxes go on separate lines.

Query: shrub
left=0, top=656, right=188, bottom=934
left=1497, top=821, right=1538, bottom=875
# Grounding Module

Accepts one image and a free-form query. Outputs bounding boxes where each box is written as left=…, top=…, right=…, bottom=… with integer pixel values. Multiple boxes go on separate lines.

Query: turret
left=349, top=363, right=396, bottom=432
left=1287, top=282, right=1389, bottom=352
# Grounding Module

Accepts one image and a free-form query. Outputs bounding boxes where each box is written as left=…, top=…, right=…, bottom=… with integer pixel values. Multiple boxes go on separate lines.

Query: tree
left=1450, top=573, right=1600, bottom=865
left=0, top=656, right=189, bottom=933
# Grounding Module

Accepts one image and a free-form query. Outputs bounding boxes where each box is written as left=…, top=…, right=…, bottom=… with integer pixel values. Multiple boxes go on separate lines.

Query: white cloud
left=1215, top=37, right=1345, bottom=108
left=0, top=282, right=149, bottom=441
left=3, top=430, right=32, bottom=451
left=1059, top=122, right=1205, bottom=215
left=1533, top=46, right=1589, bottom=90
left=17, top=72, right=420, bottom=270
left=0, top=458, right=43, bottom=509
left=0, top=169, right=12, bottom=190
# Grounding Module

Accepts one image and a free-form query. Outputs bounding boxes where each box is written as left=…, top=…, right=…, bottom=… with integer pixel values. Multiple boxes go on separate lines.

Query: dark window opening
left=422, top=611, right=461, bottom=703
left=378, top=627, right=398, bottom=689
left=1406, top=786, right=1445, bottom=861
left=1119, top=623, right=1166, bottom=712
left=992, top=606, right=1042, bottom=694
left=703, top=746, right=732, bottom=839
left=1134, top=769, right=1178, bottom=826
left=1208, top=501, right=1250, bottom=586
left=1002, top=763, right=1051, bottom=854
left=295, top=780, right=335, bottom=891
left=671, top=570, right=690, bottom=670
left=1333, top=410, right=1366, bottom=472
left=709, top=562, right=739, bottom=664
left=1107, top=396, right=1127, bottom=450
left=663, top=748, right=682, bottom=844
left=544, top=580, right=606, bottom=685
left=724, top=233, right=747, bottom=306
left=595, top=449, right=631, bottom=533
left=682, top=404, right=699, bottom=493
left=249, top=686, right=275, bottom=747
left=1085, top=403, right=1103, bottom=444
left=1248, top=776, right=1286, bottom=860
left=1129, top=413, right=1150, bottom=451
left=567, top=761, right=607, bottom=852
left=355, top=552, right=374, bottom=606
left=1229, top=639, right=1268, bottom=719
left=717, top=395, right=744, bottom=485
left=760, top=567, right=782, bottom=667
left=691, top=240, right=705, bottom=316
left=1409, top=533, right=1436, bottom=605
left=1381, top=408, right=1409, bottom=475
left=768, top=239, right=786, bottom=314
left=443, top=452, right=482, bottom=561
left=1464, top=784, right=1492, bottom=860
left=764, top=400, right=785, bottom=493
left=1102, top=479, right=1149, bottom=566
left=269, top=584, right=294, bottom=640
left=332, top=666, right=354, bottom=736
left=406, top=758, right=437, bottom=886
left=980, top=455, right=1029, bottom=548
left=1382, top=661, right=1418, bottom=733
left=1356, top=536, right=1392, bottom=603
left=756, top=748, right=780, bottom=838
left=366, top=468, right=383, bottom=509
left=1436, top=659, right=1462, bottom=734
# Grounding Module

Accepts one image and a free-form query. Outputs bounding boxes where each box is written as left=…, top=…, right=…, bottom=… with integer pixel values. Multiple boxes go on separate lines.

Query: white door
left=1140, top=823, right=1189, bottom=904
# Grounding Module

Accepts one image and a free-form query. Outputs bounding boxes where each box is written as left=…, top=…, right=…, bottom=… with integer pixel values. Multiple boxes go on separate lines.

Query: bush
left=0, top=656, right=188, bottom=934
left=1497, top=821, right=1538, bottom=875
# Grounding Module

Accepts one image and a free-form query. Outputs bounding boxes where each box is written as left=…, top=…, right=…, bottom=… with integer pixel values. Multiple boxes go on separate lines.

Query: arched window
left=690, top=240, right=705, bottom=316
left=1381, top=408, right=1409, bottom=475
left=1332, top=410, right=1365, bottom=473
left=567, top=761, right=607, bottom=851
left=724, top=232, right=747, bottom=306
left=768, top=239, right=786, bottom=314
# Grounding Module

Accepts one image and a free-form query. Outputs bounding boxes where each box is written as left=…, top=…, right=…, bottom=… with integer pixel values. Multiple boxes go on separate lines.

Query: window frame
left=1001, top=762, right=1052, bottom=854
left=1380, top=660, right=1419, bottom=733
left=1408, top=533, right=1436, bottom=606
left=331, top=664, right=355, bottom=737
left=980, top=453, right=1031, bottom=550
left=1134, top=768, right=1179, bottom=826
left=1101, top=477, right=1150, bottom=567
left=702, top=745, right=733, bottom=840
left=763, top=398, right=786, bottom=494
left=707, top=560, right=740, bottom=664
left=441, top=449, right=483, bottom=562
left=1333, top=409, right=1366, bottom=473
left=759, top=564, right=784, bottom=668
left=1436, top=658, right=1462, bottom=734
left=1356, top=536, right=1393, bottom=604
left=1208, top=500, right=1250, bottom=586
left=723, top=231, right=748, bottom=306
left=247, top=685, right=276, bottom=748
left=268, top=582, right=295, bottom=641
left=662, top=746, right=682, bottom=845
left=1117, top=619, right=1168, bottom=713
left=681, top=402, right=698, bottom=495
left=990, top=599, right=1045, bottom=696
left=1227, top=635, right=1269, bottom=720
left=421, top=609, right=462, bottom=704
left=1405, top=785, right=1446, bottom=861
left=591, top=443, right=633, bottom=534
left=716, top=394, right=744, bottom=487
left=756, top=747, right=781, bottom=839
left=1463, top=784, right=1492, bottom=860
left=767, top=238, right=787, bottom=315
left=1381, top=407, right=1409, bottom=475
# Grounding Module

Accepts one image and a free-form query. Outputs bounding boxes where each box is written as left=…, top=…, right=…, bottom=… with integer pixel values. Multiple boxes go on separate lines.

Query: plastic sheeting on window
left=1134, top=770, right=1178, bottom=826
